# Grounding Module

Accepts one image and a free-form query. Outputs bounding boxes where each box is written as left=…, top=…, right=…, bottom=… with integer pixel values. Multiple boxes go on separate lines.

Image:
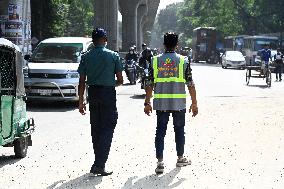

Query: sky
left=118, top=0, right=184, bottom=21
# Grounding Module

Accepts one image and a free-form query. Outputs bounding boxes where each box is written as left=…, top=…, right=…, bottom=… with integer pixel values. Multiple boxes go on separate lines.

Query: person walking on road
left=78, top=28, right=124, bottom=176
left=144, top=32, right=198, bottom=174
left=274, top=48, right=283, bottom=81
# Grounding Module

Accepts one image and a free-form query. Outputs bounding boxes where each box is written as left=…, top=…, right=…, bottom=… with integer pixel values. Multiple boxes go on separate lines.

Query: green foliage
left=152, top=2, right=187, bottom=47
left=178, top=0, right=284, bottom=41
left=31, top=0, right=94, bottom=41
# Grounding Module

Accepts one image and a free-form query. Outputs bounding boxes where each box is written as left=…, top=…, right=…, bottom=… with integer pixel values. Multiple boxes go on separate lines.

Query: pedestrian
left=78, top=28, right=124, bottom=176
left=274, top=48, right=283, bottom=81
left=144, top=32, right=198, bottom=174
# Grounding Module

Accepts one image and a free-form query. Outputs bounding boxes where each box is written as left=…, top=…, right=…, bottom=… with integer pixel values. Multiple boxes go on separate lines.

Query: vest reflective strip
left=154, top=94, right=187, bottom=99
left=153, top=56, right=186, bottom=83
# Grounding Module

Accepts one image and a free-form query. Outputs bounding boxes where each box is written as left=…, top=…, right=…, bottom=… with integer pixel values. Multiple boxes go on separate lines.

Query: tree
left=31, top=0, right=94, bottom=42
left=178, top=0, right=284, bottom=42
left=151, top=2, right=184, bottom=47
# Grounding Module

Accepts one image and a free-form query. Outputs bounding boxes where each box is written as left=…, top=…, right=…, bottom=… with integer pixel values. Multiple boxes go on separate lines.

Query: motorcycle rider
left=274, top=48, right=284, bottom=81
left=125, top=47, right=139, bottom=62
left=139, top=45, right=153, bottom=69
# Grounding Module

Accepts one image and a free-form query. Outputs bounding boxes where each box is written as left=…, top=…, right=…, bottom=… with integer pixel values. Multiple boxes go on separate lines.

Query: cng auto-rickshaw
left=0, top=38, right=34, bottom=158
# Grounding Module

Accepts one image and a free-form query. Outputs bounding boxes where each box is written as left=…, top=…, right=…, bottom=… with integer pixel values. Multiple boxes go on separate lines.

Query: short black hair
left=164, top=32, right=178, bottom=49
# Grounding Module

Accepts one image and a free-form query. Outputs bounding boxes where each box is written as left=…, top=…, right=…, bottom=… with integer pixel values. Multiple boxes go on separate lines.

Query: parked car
left=221, top=51, right=246, bottom=69
left=24, top=37, right=93, bottom=101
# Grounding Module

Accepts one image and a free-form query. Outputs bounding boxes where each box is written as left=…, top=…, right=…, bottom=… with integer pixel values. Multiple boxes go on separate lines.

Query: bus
left=224, top=35, right=248, bottom=51
left=192, top=27, right=218, bottom=63
left=243, top=36, right=279, bottom=65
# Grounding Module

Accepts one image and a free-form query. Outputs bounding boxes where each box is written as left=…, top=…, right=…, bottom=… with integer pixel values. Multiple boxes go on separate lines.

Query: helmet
left=142, top=43, right=147, bottom=47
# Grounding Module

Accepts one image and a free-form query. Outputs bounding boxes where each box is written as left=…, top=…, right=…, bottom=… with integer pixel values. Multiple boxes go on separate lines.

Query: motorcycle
left=124, top=59, right=137, bottom=85
left=137, top=61, right=150, bottom=90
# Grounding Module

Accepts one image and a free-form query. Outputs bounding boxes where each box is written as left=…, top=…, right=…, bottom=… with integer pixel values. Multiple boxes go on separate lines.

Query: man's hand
left=189, top=103, right=198, bottom=117
left=79, top=101, right=86, bottom=115
left=144, top=105, right=152, bottom=116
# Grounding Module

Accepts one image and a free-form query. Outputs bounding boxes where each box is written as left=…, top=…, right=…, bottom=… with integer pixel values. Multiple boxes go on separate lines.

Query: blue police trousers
left=88, top=86, right=118, bottom=169
left=155, top=109, right=186, bottom=159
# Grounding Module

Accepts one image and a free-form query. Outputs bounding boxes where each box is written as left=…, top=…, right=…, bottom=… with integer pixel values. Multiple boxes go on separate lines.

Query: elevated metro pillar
left=119, top=0, right=142, bottom=51
left=137, top=1, right=148, bottom=52
left=93, top=0, right=118, bottom=51
left=142, top=0, right=160, bottom=47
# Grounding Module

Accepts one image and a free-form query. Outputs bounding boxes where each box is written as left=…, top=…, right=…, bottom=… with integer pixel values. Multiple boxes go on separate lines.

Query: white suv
left=24, top=37, right=93, bottom=101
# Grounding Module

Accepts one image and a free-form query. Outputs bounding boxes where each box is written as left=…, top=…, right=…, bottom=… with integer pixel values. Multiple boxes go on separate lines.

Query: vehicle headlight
left=66, top=73, right=79, bottom=79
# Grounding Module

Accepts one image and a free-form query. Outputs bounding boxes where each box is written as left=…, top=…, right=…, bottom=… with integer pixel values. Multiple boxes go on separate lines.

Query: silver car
left=221, top=51, right=246, bottom=69
left=24, top=37, right=93, bottom=101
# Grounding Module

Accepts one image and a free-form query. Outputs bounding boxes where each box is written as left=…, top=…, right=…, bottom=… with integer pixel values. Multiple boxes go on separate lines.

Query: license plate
left=38, top=89, right=52, bottom=96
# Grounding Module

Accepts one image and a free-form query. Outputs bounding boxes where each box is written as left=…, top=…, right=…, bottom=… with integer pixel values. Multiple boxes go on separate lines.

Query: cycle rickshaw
left=245, top=60, right=274, bottom=87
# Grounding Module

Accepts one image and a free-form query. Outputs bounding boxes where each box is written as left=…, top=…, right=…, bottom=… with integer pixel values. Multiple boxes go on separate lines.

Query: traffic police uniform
left=78, top=33, right=123, bottom=171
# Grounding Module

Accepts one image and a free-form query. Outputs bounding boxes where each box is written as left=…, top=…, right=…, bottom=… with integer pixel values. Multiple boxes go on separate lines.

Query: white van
left=24, top=37, right=93, bottom=101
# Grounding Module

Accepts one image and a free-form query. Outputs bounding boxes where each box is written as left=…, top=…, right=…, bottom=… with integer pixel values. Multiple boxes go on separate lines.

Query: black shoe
left=90, top=166, right=113, bottom=176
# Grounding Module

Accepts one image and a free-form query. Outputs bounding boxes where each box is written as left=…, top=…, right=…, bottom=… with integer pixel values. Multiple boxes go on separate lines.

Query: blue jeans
left=88, top=86, right=118, bottom=169
left=155, top=109, right=186, bottom=159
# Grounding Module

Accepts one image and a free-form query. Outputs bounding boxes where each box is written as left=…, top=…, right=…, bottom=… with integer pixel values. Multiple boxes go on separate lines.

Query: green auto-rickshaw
left=0, top=38, right=35, bottom=158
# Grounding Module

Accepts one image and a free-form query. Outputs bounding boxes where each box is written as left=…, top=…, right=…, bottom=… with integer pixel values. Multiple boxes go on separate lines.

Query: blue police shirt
left=78, top=45, right=123, bottom=86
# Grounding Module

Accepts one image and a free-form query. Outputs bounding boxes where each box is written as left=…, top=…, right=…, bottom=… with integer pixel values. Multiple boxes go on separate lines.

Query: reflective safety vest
left=152, top=55, right=187, bottom=111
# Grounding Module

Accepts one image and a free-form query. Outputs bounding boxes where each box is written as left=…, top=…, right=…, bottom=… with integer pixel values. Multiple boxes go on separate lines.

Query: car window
left=30, top=43, right=83, bottom=63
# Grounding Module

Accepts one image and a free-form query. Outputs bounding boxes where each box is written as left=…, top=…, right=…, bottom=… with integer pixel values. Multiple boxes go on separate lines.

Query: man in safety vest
left=144, top=32, right=198, bottom=174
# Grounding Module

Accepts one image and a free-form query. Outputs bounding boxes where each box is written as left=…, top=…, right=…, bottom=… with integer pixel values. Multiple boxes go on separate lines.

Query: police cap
left=92, top=28, right=107, bottom=40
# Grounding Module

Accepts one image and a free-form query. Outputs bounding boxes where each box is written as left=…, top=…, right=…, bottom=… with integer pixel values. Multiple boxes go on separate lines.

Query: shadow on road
left=121, top=168, right=185, bottom=189
left=27, top=101, right=77, bottom=113
left=46, top=174, right=102, bottom=189
left=246, top=84, right=270, bottom=89
left=130, top=94, right=145, bottom=99
left=0, top=155, right=21, bottom=169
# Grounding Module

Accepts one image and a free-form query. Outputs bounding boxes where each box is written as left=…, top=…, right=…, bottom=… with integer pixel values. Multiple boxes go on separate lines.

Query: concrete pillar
left=94, top=0, right=118, bottom=51
left=119, top=0, right=142, bottom=51
left=142, top=0, right=160, bottom=46
left=137, top=1, right=148, bottom=52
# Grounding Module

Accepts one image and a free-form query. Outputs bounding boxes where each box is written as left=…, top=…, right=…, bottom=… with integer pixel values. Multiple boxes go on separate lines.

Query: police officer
left=144, top=32, right=198, bottom=174
left=78, top=28, right=124, bottom=176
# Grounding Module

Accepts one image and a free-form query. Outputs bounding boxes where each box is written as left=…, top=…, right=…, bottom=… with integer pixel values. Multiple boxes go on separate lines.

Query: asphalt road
left=1, top=64, right=284, bottom=189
